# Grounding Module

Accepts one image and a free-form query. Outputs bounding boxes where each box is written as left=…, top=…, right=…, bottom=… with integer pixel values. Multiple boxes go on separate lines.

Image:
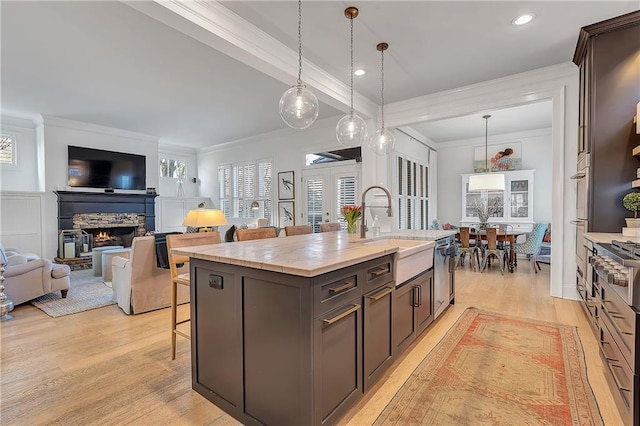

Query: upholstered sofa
left=111, top=235, right=188, bottom=314
left=0, top=246, right=71, bottom=305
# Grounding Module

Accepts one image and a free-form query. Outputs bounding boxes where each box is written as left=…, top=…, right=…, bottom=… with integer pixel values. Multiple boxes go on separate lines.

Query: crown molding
left=1, top=115, right=38, bottom=129
left=384, top=62, right=577, bottom=128
left=41, top=115, right=159, bottom=143
left=125, top=0, right=378, bottom=118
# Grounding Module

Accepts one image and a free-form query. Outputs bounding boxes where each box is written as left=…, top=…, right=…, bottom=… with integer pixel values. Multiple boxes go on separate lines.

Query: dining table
left=454, top=228, right=527, bottom=272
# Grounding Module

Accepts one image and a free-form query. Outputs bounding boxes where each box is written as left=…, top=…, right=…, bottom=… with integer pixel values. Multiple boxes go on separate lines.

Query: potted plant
left=623, top=192, right=640, bottom=228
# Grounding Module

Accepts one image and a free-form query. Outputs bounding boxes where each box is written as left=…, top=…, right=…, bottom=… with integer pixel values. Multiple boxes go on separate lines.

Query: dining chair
left=284, top=225, right=313, bottom=236
left=320, top=222, right=342, bottom=232
left=455, top=227, right=480, bottom=271
left=236, top=227, right=278, bottom=241
left=167, top=231, right=221, bottom=360
left=512, top=222, right=548, bottom=274
left=479, top=227, right=506, bottom=274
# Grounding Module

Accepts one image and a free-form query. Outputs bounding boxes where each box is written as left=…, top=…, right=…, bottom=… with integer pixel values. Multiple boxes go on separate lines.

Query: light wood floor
left=0, top=262, right=624, bottom=425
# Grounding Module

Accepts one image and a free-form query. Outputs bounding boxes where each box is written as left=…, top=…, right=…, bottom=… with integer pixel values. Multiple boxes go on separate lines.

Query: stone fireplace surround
left=55, top=191, right=157, bottom=255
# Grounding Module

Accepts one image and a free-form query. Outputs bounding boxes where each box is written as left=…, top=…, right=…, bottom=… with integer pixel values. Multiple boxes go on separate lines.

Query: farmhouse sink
left=350, top=237, right=434, bottom=284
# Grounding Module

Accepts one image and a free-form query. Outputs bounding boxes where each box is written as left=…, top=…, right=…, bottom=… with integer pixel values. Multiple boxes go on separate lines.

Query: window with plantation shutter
left=0, top=135, right=15, bottom=166
left=306, top=178, right=323, bottom=232
left=396, top=154, right=429, bottom=230
left=219, top=159, right=272, bottom=221
left=336, top=176, right=356, bottom=228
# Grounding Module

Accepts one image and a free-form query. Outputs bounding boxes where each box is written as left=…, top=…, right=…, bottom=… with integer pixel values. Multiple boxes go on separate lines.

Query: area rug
left=374, top=308, right=603, bottom=426
left=30, top=269, right=115, bottom=318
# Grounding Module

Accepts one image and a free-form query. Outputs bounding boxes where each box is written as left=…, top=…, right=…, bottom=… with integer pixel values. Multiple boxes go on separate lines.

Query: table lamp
left=183, top=208, right=228, bottom=232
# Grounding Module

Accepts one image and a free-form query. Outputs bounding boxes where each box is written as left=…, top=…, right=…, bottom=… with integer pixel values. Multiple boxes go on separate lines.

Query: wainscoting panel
left=0, top=192, right=45, bottom=256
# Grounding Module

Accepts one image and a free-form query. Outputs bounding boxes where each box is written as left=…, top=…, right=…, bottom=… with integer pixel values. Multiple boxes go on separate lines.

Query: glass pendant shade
left=279, top=83, right=319, bottom=130
left=336, top=112, right=367, bottom=147
left=468, top=173, right=505, bottom=191
left=369, top=127, right=395, bottom=155
left=468, top=114, right=505, bottom=191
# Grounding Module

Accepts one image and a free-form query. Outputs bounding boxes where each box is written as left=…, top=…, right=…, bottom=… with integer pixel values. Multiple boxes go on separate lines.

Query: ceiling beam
left=124, top=0, right=379, bottom=119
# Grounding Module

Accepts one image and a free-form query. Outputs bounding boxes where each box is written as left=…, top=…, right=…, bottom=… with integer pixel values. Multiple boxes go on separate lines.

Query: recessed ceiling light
left=354, top=69, right=366, bottom=76
left=512, top=13, right=535, bottom=26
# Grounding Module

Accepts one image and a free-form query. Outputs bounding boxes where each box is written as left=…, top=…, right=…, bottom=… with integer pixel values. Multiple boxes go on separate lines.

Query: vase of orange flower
left=340, top=205, right=362, bottom=234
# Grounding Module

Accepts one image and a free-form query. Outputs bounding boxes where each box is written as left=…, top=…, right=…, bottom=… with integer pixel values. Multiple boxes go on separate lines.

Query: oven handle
left=570, top=220, right=587, bottom=226
left=570, top=171, right=587, bottom=179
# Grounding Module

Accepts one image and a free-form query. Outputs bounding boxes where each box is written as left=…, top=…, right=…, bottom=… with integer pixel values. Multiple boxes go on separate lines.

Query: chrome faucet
left=361, top=185, right=393, bottom=238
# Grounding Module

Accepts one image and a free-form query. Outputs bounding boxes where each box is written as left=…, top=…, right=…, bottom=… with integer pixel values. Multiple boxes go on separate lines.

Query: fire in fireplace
left=90, top=227, right=136, bottom=248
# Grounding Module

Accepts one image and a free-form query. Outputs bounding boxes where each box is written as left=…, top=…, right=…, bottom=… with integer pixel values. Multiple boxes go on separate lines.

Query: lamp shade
left=182, top=209, right=228, bottom=228
left=468, top=173, right=505, bottom=192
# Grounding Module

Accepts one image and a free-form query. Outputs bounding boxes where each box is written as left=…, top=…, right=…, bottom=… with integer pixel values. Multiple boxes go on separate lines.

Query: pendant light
left=468, top=115, right=505, bottom=191
left=369, top=42, right=395, bottom=156
left=336, top=7, right=367, bottom=147
left=279, top=0, right=319, bottom=130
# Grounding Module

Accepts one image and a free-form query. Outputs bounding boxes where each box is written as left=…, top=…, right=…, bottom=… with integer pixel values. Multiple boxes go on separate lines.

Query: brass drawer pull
left=323, top=304, right=360, bottom=325
left=329, top=281, right=355, bottom=294
left=367, top=287, right=393, bottom=302
left=609, top=363, right=631, bottom=393
left=370, top=267, right=389, bottom=277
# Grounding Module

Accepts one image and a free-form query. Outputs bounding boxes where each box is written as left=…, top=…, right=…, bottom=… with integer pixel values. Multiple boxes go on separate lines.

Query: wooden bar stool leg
left=171, top=279, right=178, bottom=360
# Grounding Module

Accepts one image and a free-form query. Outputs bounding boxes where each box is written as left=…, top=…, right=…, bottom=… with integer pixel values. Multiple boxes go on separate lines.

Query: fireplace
left=72, top=212, right=145, bottom=249
left=55, top=191, right=157, bottom=257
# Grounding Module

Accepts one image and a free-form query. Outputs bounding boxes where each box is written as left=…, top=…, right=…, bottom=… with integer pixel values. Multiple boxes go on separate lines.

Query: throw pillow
left=225, top=225, right=237, bottom=243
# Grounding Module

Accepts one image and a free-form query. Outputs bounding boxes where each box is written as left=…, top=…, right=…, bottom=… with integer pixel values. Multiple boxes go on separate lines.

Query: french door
left=302, top=164, right=360, bottom=232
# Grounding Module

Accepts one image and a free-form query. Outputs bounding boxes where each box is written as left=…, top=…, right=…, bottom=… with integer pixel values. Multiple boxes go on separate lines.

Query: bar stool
left=284, top=225, right=313, bottom=236
left=320, top=222, right=341, bottom=232
left=167, top=232, right=221, bottom=360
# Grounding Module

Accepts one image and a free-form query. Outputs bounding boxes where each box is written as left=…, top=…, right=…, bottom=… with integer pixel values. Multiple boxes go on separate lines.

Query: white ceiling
left=1, top=1, right=637, bottom=149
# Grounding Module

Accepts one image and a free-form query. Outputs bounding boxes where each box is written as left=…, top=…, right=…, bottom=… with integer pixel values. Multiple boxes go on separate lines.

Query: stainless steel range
left=591, top=240, right=640, bottom=308
left=590, top=240, right=640, bottom=426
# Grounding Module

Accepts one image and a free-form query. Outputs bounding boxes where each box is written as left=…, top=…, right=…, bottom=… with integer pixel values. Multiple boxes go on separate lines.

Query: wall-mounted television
left=67, top=146, right=146, bottom=190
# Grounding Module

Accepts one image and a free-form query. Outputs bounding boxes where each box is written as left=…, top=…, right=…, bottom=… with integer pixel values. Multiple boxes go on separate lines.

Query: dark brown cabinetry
left=363, top=284, right=394, bottom=392
left=573, top=11, right=640, bottom=233
left=597, top=278, right=640, bottom=426
left=191, top=254, right=404, bottom=426
left=392, top=270, right=434, bottom=355
left=573, top=11, right=640, bottom=426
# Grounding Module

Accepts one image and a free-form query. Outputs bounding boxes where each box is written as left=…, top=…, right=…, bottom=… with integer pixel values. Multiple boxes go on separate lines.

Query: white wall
left=158, top=143, right=199, bottom=197
left=437, top=128, right=552, bottom=225
left=199, top=116, right=350, bottom=215
left=0, top=116, right=40, bottom=192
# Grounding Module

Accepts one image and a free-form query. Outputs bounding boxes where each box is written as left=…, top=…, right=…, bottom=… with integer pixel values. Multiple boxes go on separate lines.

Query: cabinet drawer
left=600, top=282, right=636, bottom=364
left=363, top=255, right=393, bottom=293
left=599, top=318, right=635, bottom=424
left=314, top=269, right=361, bottom=317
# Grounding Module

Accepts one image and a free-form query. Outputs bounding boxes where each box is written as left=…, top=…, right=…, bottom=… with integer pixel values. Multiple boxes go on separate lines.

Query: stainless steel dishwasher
left=434, top=235, right=455, bottom=319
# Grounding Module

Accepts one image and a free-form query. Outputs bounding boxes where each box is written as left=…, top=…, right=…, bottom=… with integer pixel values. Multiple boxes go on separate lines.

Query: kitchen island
left=173, top=231, right=454, bottom=426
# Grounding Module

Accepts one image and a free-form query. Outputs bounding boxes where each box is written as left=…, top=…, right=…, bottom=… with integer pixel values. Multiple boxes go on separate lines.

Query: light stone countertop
left=584, top=232, right=640, bottom=245
left=172, top=231, right=440, bottom=277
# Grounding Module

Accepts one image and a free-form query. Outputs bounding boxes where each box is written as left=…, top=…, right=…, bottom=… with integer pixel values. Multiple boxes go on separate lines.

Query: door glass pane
left=487, top=191, right=504, bottom=218
left=306, top=178, right=323, bottom=233
left=511, top=193, right=529, bottom=217
left=511, top=180, right=528, bottom=192
left=336, top=176, right=356, bottom=228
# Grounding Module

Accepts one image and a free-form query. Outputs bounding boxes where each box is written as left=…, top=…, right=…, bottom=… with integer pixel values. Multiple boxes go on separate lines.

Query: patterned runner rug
left=375, top=308, right=603, bottom=425
left=31, top=269, right=115, bottom=318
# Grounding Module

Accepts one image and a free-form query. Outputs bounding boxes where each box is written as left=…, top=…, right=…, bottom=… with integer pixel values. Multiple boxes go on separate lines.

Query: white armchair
left=111, top=236, right=188, bottom=314
left=1, top=246, right=70, bottom=305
